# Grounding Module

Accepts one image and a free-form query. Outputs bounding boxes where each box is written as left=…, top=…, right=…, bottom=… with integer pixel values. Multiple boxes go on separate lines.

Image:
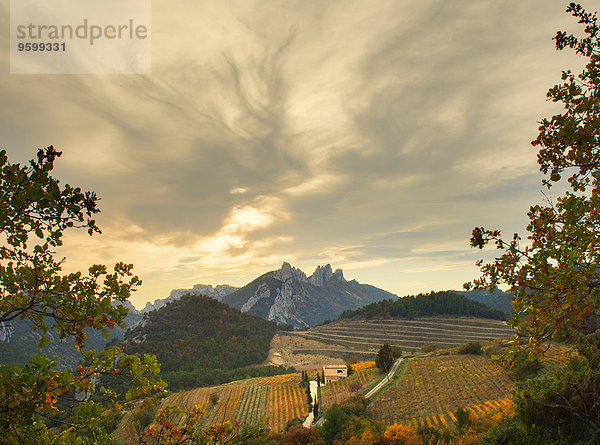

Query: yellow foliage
left=347, top=430, right=381, bottom=445
left=383, top=423, right=423, bottom=445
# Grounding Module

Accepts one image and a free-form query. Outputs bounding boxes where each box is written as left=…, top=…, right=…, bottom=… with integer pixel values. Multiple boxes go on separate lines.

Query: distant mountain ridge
left=0, top=301, right=142, bottom=369
left=338, top=290, right=507, bottom=321
left=221, top=262, right=397, bottom=328
left=454, top=289, right=514, bottom=314
left=142, top=284, right=238, bottom=313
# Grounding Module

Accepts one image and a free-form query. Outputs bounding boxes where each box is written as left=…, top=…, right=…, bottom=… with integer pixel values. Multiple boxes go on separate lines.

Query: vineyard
left=367, top=354, right=514, bottom=428
left=164, top=373, right=310, bottom=433
left=284, top=317, right=515, bottom=359
left=318, top=362, right=378, bottom=410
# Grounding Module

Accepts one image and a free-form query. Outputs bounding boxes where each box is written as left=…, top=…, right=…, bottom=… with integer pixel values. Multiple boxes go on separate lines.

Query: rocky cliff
left=221, top=262, right=396, bottom=328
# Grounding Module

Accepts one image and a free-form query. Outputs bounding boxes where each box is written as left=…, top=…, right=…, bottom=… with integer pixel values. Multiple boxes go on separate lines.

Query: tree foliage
left=339, top=291, right=505, bottom=321
left=514, top=331, right=600, bottom=443
left=375, top=343, right=394, bottom=374
left=382, top=423, right=422, bottom=445
left=122, top=294, right=291, bottom=390
left=466, top=3, right=600, bottom=359
left=0, top=147, right=164, bottom=442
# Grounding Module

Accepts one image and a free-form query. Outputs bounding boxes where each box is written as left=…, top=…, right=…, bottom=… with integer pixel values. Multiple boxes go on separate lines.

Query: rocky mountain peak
left=309, top=264, right=346, bottom=287
left=222, top=262, right=393, bottom=328
left=272, top=262, right=308, bottom=283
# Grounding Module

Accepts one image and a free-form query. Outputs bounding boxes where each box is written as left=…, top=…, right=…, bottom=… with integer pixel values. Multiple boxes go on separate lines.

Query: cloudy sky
left=1, top=1, right=586, bottom=309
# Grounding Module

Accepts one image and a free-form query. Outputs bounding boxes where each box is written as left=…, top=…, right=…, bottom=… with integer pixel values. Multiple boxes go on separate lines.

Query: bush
left=98, top=407, right=121, bottom=434
left=421, top=344, right=438, bottom=353
left=133, top=397, right=157, bottom=432
left=511, top=350, right=542, bottom=381
left=454, top=407, right=472, bottom=433
left=280, top=425, right=324, bottom=445
left=459, top=342, right=483, bottom=355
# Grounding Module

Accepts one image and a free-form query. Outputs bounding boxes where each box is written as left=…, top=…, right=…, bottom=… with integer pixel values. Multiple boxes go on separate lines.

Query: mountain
left=220, top=262, right=397, bottom=328
left=454, top=289, right=514, bottom=314
left=142, top=284, right=238, bottom=313
left=122, top=293, right=290, bottom=390
left=338, top=290, right=507, bottom=321
left=0, top=301, right=143, bottom=369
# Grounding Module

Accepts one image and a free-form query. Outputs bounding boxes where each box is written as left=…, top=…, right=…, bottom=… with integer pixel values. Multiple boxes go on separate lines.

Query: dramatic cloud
left=1, top=0, right=585, bottom=307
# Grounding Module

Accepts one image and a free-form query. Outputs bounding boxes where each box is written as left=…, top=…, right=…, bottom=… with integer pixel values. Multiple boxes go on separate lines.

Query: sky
left=0, top=1, right=587, bottom=309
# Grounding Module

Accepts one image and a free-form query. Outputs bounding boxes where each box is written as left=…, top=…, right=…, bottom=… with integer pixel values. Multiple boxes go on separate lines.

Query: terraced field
left=284, top=317, right=515, bottom=359
left=367, top=354, right=514, bottom=428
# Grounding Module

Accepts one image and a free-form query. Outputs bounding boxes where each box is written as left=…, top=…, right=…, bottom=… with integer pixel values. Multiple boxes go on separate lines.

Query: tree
left=383, top=423, right=422, bottom=445
left=0, top=147, right=164, bottom=441
left=453, top=407, right=472, bottom=433
left=279, top=424, right=324, bottom=445
left=465, top=4, right=600, bottom=361
left=376, top=343, right=394, bottom=375
left=466, top=4, right=600, bottom=442
left=514, top=331, right=600, bottom=443
left=458, top=342, right=483, bottom=355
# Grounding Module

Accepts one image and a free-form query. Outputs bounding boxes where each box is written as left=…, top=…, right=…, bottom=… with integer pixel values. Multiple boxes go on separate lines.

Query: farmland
left=115, top=341, right=575, bottom=444
left=116, top=372, right=312, bottom=442
left=166, top=373, right=310, bottom=433
left=318, top=362, right=378, bottom=410
left=367, top=354, right=514, bottom=428
left=270, top=316, right=515, bottom=368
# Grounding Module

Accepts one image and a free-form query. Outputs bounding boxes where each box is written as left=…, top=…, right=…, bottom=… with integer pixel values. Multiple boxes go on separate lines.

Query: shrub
left=459, top=342, right=483, bottom=355
left=421, top=344, right=438, bottom=353
left=279, top=425, right=324, bottom=445
left=133, top=397, right=157, bottom=432
left=510, top=350, right=542, bottom=381
left=454, top=407, right=472, bottom=432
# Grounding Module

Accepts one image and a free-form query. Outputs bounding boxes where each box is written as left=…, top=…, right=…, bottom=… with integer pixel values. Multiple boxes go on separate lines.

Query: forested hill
left=338, top=291, right=506, bottom=321
left=122, top=294, right=290, bottom=390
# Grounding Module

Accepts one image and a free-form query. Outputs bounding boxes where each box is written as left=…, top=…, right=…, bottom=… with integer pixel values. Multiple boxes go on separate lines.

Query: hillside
left=339, top=291, right=506, bottom=321
left=0, top=301, right=142, bottom=369
left=115, top=363, right=380, bottom=442
left=122, top=294, right=290, bottom=390
left=115, top=341, right=574, bottom=443
left=367, top=354, right=514, bottom=428
left=269, top=316, right=515, bottom=369
left=221, top=262, right=397, bottom=328
left=455, top=289, right=514, bottom=314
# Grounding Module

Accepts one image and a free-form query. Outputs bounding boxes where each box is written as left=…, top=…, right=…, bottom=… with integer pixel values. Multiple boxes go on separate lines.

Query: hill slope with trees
left=122, top=294, right=292, bottom=390
left=338, top=291, right=506, bottom=321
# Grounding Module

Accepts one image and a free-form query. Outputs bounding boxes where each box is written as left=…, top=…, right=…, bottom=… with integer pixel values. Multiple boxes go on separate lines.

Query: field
left=318, top=362, right=379, bottom=410
left=115, top=341, right=574, bottom=443
left=164, top=373, right=310, bottom=433
left=269, top=317, right=515, bottom=368
left=367, top=354, right=514, bottom=428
